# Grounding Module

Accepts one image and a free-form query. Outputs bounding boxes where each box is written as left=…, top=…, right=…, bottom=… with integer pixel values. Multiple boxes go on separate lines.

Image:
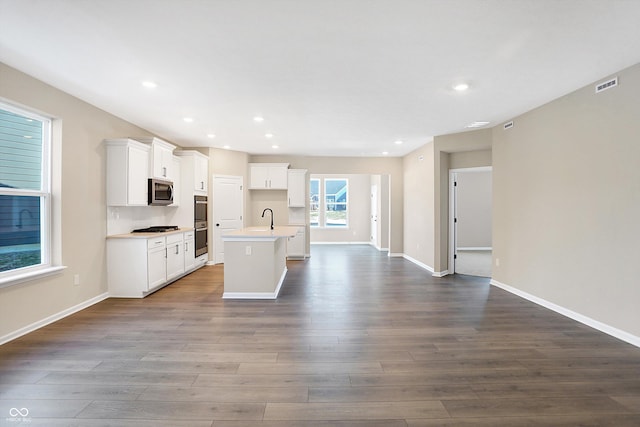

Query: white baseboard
left=490, top=279, right=640, bottom=348
left=432, top=270, right=450, bottom=277
left=0, top=292, right=110, bottom=345
left=311, top=241, right=371, bottom=245
left=457, top=247, right=492, bottom=251
left=402, top=254, right=434, bottom=273
left=388, top=252, right=404, bottom=257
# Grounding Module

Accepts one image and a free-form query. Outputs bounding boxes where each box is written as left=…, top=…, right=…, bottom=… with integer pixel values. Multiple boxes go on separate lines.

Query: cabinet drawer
left=183, top=231, right=195, bottom=240
left=147, top=237, right=166, bottom=250
left=166, top=233, right=184, bottom=245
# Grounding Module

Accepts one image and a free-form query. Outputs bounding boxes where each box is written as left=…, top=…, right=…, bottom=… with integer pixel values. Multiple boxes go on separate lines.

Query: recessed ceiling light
left=183, top=117, right=194, bottom=123
left=453, top=83, right=469, bottom=92
left=207, top=133, right=216, bottom=139
left=223, top=145, right=231, bottom=150
left=382, top=151, right=389, bottom=156
left=465, top=121, right=490, bottom=128
left=394, top=140, right=403, bottom=145
left=265, top=133, right=274, bottom=139
left=271, top=145, right=279, bottom=149
left=142, top=81, right=157, bottom=89
left=253, top=116, right=264, bottom=123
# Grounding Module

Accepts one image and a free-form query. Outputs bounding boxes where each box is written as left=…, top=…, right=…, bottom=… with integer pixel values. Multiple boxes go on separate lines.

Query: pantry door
left=213, top=175, right=243, bottom=264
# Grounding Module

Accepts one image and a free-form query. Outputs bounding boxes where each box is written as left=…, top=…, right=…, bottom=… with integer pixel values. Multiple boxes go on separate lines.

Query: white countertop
left=223, top=226, right=300, bottom=240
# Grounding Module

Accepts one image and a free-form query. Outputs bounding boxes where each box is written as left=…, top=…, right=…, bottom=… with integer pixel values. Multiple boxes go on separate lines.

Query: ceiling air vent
left=503, top=121, right=514, bottom=130
left=595, top=76, right=618, bottom=93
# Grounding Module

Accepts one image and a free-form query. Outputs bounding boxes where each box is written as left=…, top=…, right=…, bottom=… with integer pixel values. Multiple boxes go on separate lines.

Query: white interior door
left=213, top=175, right=243, bottom=264
left=370, top=184, right=378, bottom=248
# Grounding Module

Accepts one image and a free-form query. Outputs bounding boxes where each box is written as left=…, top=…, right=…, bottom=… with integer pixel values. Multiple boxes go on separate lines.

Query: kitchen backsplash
left=107, top=206, right=186, bottom=235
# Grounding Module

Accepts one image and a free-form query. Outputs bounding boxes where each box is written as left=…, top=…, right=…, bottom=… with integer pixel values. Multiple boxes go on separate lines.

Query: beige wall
left=492, top=62, right=640, bottom=338
left=250, top=155, right=404, bottom=254
left=403, top=143, right=435, bottom=268
left=0, top=63, right=161, bottom=339
left=433, top=132, right=493, bottom=273
left=204, top=147, right=250, bottom=261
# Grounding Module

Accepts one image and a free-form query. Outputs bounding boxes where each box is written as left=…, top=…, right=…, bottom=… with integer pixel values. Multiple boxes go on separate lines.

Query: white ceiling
left=1, top=0, right=640, bottom=157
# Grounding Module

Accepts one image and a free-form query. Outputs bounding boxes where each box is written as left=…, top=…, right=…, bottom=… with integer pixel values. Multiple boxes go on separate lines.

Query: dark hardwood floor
left=1, top=244, right=640, bottom=426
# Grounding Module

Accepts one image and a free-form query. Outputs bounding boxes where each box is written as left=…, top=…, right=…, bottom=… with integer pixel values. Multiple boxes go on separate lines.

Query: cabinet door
left=171, top=156, right=181, bottom=206
left=250, top=165, right=270, bottom=189
left=195, top=156, right=208, bottom=192
left=153, top=144, right=174, bottom=179
left=268, top=166, right=288, bottom=189
left=184, top=238, right=195, bottom=271
left=147, top=246, right=167, bottom=290
left=287, top=229, right=305, bottom=258
left=288, top=170, right=306, bottom=207
left=127, top=145, right=150, bottom=206
left=166, top=238, right=185, bottom=281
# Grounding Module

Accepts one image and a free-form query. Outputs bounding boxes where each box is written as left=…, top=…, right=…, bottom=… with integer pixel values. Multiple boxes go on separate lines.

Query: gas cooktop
left=131, top=225, right=180, bottom=233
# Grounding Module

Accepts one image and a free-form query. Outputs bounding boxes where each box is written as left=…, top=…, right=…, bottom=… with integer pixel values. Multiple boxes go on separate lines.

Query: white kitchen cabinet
left=287, top=226, right=305, bottom=259
left=107, top=230, right=204, bottom=298
left=249, top=163, right=289, bottom=189
left=147, top=237, right=167, bottom=290
left=105, top=139, right=150, bottom=206
left=175, top=150, right=209, bottom=194
left=170, top=156, right=181, bottom=206
left=287, top=169, right=307, bottom=207
left=184, top=231, right=195, bottom=271
left=194, top=153, right=208, bottom=192
left=136, top=137, right=177, bottom=180
left=166, top=232, right=185, bottom=281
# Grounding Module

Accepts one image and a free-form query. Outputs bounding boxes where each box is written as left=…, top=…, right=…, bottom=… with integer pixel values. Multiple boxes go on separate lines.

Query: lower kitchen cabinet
left=184, top=231, right=195, bottom=271
left=286, top=226, right=306, bottom=259
left=166, top=232, right=185, bottom=281
left=107, top=230, right=204, bottom=298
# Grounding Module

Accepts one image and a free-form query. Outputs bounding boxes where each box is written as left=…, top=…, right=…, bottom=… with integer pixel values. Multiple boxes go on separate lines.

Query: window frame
left=0, top=100, right=62, bottom=288
left=309, top=176, right=349, bottom=228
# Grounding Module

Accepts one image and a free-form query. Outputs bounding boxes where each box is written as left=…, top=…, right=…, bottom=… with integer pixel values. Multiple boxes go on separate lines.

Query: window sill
left=0, top=266, right=67, bottom=290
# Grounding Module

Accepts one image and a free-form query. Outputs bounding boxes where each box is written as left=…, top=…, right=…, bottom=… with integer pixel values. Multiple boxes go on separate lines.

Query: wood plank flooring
left=1, top=244, right=640, bottom=426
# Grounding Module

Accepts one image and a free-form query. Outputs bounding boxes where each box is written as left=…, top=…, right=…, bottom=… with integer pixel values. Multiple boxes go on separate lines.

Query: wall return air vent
left=503, top=121, right=514, bottom=130
left=595, top=76, right=618, bottom=93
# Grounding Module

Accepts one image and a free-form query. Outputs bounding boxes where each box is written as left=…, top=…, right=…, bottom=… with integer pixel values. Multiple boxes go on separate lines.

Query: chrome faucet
left=261, top=208, right=274, bottom=230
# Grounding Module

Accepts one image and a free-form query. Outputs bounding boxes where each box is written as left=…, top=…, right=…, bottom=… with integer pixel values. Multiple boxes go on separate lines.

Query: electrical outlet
left=245, top=246, right=252, bottom=255
left=495, top=258, right=500, bottom=267
left=74, top=274, right=80, bottom=286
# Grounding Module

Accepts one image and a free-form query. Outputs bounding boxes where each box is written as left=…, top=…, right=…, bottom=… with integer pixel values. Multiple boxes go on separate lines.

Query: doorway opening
left=449, top=167, right=492, bottom=277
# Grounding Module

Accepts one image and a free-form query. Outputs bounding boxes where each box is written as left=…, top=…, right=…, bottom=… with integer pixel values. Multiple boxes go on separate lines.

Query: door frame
left=448, top=166, right=492, bottom=275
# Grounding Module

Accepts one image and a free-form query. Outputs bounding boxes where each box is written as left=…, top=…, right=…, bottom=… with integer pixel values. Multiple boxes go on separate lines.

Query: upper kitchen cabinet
left=287, top=169, right=307, bottom=207
left=249, top=163, right=289, bottom=190
left=175, top=150, right=209, bottom=194
left=136, top=137, right=177, bottom=180
left=105, top=138, right=150, bottom=206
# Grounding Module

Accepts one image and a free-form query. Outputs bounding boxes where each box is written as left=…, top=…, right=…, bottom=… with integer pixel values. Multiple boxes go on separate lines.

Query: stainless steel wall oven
left=194, top=195, right=208, bottom=257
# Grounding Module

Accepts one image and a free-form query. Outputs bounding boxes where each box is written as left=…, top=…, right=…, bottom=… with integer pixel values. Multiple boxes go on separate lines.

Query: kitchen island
left=222, top=226, right=299, bottom=299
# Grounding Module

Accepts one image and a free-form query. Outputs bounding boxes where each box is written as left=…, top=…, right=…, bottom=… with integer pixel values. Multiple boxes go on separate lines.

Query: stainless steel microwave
left=148, top=178, right=174, bottom=205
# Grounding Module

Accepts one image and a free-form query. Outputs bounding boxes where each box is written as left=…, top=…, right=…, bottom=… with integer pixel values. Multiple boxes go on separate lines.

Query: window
left=309, top=177, right=348, bottom=228
left=310, top=178, right=319, bottom=227
left=0, top=102, right=53, bottom=284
